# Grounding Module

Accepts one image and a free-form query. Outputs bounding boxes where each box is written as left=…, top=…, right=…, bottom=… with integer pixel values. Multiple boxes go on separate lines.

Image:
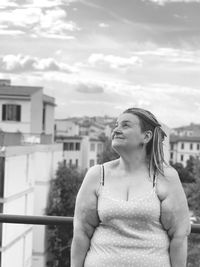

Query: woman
left=71, top=107, right=191, bottom=267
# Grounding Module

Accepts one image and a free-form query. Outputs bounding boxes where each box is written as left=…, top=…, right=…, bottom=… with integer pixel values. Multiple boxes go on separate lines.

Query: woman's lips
left=114, top=135, right=124, bottom=139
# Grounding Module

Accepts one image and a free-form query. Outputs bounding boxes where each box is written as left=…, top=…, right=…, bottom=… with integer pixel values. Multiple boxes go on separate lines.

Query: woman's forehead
left=117, top=113, right=140, bottom=123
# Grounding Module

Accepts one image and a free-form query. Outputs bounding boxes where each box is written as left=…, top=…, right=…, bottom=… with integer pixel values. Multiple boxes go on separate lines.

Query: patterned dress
left=84, top=165, right=171, bottom=267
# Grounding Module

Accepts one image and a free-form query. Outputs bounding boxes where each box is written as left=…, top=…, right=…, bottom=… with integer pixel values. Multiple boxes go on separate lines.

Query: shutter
left=16, top=105, right=21, bottom=121
left=2, top=105, right=6, bottom=121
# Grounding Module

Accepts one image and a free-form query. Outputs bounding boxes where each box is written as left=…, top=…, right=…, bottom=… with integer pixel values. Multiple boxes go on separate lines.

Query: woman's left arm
left=159, top=167, right=191, bottom=267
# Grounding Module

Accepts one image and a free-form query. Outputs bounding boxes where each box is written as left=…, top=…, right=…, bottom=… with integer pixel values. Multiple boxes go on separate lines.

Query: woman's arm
left=71, top=165, right=101, bottom=267
left=159, top=167, right=191, bottom=267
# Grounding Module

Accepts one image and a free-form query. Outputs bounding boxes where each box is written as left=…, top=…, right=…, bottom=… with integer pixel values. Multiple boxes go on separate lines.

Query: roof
left=90, top=137, right=104, bottom=142
left=173, top=123, right=200, bottom=131
left=55, top=135, right=83, bottom=140
left=43, top=94, right=56, bottom=106
left=0, top=85, right=42, bottom=97
left=170, top=134, right=200, bottom=143
left=0, top=85, right=55, bottom=105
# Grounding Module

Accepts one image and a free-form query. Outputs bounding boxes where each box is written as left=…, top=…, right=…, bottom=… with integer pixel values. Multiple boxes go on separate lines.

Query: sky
left=0, top=0, right=200, bottom=128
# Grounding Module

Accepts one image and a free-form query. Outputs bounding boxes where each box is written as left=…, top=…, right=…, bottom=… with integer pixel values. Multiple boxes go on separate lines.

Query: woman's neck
left=118, top=150, right=148, bottom=174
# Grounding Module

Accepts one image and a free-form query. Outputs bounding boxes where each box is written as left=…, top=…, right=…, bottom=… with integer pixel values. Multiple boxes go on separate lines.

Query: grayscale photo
left=0, top=0, right=200, bottom=267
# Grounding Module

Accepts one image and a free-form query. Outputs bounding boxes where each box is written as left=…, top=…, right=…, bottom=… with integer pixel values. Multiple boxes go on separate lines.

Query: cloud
left=0, top=0, right=18, bottom=9
left=144, top=0, right=200, bottom=4
left=98, top=23, right=109, bottom=28
left=75, top=82, right=104, bottom=94
left=132, top=47, right=200, bottom=65
left=0, top=6, right=80, bottom=38
left=88, top=53, right=143, bottom=71
left=0, top=54, right=77, bottom=73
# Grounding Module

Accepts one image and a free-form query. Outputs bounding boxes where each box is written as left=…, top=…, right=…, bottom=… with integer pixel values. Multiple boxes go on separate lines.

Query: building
left=171, top=123, right=200, bottom=137
left=56, top=135, right=104, bottom=170
left=0, top=79, right=64, bottom=267
left=0, top=144, right=63, bottom=267
left=0, top=79, right=56, bottom=146
left=55, top=117, right=113, bottom=139
left=55, top=119, right=79, bottom=137
left=170, top=135, right=200, bottom=166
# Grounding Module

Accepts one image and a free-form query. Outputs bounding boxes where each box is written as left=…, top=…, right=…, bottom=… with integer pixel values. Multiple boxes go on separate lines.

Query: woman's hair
left=123, top=107, right=168, bottom=178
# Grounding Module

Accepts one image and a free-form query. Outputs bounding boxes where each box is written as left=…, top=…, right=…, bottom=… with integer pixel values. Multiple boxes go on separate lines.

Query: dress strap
left=100, top=164, right=105, bottom=186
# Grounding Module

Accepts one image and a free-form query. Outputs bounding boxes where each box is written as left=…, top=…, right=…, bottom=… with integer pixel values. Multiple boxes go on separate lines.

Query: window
left=97, top=143, right=103, bottom=153
left=190, top=143, right=193, bottom=150
left=181, top=143, right=184, bottom=149
left=64, top=142, right=76, bottom=151
left=90, top=143, right=95, bottom=151
left=75, top=159, right=78, bottom=167
left=180, top=155, right=184, bottom=161
left=2, top=104, right=21, bottom=121
left=69, top=159, right=72, bottom=167
left=64, top=143, right=70, bottom=151
left=89, top=159, right=95, bottom=167
left=170, top=144, right=174, bottom=150
left=75, top=142, right=80, bottom=151
left=197, top=144, right=200, bottom=150
left=69, top=142, right=74, bottom=151
left=170, top=152, right=173, bottom=160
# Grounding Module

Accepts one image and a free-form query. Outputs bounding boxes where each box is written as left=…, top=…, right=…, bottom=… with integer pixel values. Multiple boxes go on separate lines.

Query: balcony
left=0, top=132, right=53, bottom=146
left=0, top=214, right=199, bottom=267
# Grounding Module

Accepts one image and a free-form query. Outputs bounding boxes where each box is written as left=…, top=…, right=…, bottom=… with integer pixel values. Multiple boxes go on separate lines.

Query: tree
left=97, top=137, right=119, bottom=164
left=171, top=158, right=195, bottom=183
left=178, top=157, right=200, bottom=267
left=46, top=162, right=85, bottom=267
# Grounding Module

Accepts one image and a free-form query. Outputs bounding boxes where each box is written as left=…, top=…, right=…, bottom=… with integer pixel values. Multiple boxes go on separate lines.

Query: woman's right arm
left=70, top=164, right=101, bottom=267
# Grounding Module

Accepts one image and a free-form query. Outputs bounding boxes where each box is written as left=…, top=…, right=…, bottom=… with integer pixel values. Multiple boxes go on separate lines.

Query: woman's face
left=111, top=113, right=145, bottom=153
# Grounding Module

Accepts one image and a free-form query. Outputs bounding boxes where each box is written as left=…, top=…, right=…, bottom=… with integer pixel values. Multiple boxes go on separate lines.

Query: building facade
left=170, top=135, right=200, bottom=166
left=0, top=79, right=55, bottom=145
left=0, top=144, right=63, bottom=267
left=56, top=136, right=104, bottom=170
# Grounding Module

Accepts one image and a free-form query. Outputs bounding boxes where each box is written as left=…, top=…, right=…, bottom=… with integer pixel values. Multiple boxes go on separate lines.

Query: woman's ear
left=143, top=130, right=153, bottom=144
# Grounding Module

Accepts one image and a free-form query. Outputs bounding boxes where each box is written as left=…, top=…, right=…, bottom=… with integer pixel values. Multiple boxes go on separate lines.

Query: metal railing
left=0, top=214, right=200, bottom=233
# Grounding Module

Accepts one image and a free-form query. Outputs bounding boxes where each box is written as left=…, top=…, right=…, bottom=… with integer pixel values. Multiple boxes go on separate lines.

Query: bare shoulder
left=156, top=165, right=182, bottom=201
left=80, top=164, right=102, bottom=193
left=103, top=158, right=120, bottom=174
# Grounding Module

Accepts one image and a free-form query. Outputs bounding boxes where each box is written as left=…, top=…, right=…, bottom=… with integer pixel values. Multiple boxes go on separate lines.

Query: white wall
left=44, top=104, right=55, bottom=136
left=1, top=144, right=63, bottom=267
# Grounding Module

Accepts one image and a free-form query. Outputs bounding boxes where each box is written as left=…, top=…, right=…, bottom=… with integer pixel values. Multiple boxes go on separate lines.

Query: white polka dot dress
left=84, top=165, right=171, bottom=267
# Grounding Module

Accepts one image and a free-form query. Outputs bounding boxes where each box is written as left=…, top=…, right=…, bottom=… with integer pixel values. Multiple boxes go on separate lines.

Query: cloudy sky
left=1, top=0, right=200, bottom=127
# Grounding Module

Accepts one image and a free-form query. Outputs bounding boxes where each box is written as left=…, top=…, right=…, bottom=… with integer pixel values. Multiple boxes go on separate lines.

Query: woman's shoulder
left=102, top=158, right=120, bottom=169
left=156, top=165, right=180, bottom=201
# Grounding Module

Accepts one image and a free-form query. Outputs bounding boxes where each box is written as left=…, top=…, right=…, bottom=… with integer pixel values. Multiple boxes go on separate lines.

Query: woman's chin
left=111, top=141, right=125, bottom=152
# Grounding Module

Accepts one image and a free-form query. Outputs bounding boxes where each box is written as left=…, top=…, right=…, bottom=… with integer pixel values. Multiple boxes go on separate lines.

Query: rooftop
left=170, top=134, right=200, bottom=143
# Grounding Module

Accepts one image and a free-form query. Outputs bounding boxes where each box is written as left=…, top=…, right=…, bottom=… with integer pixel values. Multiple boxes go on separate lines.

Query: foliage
left=174, top=156, right=200, bottom=267
left=170, top=157, right=195, bottom=183
left=46, top=162, right=85, bottom=267
left=97, top=136, right=119, bottom=164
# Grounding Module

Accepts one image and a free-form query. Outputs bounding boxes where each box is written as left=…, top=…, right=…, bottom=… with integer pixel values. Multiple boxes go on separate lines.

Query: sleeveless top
left=84, top=164, right=171, bottom=267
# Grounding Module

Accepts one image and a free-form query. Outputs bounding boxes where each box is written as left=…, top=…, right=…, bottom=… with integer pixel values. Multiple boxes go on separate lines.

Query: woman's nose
left=112, top=127, right=122, bottom=137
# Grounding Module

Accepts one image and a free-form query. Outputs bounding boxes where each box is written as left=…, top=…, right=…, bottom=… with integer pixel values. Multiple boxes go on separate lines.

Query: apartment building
left=170, top=135, right=200, bottom=166
left=0, top=79, right=55, bottom=145
left=55, top=118, right=113, bottom=139
left=56, top=135, right=104, bottom=170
